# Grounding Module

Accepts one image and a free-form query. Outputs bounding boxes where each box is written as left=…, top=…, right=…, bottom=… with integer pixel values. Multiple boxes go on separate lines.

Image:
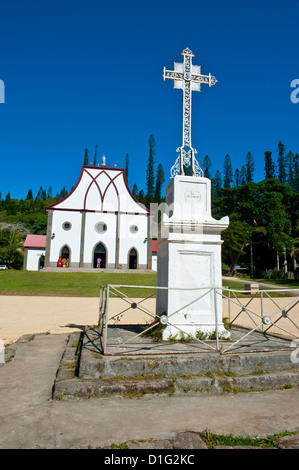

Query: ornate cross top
left=163, top=48, right=217, bottom=177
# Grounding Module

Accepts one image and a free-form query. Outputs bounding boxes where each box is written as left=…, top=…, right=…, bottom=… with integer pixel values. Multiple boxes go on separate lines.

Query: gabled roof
left=23, top=234, right=46, bottom=248
left=46, top=165, right=151, bottom=215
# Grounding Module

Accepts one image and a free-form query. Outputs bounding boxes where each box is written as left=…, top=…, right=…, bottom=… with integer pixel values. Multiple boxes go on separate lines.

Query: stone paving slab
left=1, top=332, right=299, bottom=449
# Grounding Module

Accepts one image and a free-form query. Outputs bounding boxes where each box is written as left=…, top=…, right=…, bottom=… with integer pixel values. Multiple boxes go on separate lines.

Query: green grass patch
left=0, top=271, right=157, bottom=297
left=0, top=270, right=248, bottom=298
left=255, top=278, right=299, bottom=289
left=203, top=428, right=293, bottom=448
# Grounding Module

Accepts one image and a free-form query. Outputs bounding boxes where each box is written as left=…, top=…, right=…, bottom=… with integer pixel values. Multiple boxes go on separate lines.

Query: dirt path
left=1, top=292, right=298, bottom=345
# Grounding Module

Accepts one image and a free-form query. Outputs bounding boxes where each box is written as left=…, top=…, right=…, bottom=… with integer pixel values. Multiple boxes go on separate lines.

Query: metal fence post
left=260, top=290, right=264, bottom=334
left=228, top=287, right=231, bottom=323
left=214, top=287, right=219, bottom=351
left=103, top=284, right=110, bottom=355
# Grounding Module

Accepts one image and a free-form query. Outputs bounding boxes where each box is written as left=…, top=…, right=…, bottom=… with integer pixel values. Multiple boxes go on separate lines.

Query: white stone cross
left=163, top=48, right=217, bottom=177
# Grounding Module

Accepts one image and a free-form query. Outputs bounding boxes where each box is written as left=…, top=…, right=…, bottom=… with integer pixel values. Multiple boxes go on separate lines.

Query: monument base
left=156, top=175, right=229, bottom=341
left=162, top=319, right=230, bottom=341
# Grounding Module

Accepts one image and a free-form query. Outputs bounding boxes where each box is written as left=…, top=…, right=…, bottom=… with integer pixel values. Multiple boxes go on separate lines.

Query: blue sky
left=0, top=0, right=298, bottom=200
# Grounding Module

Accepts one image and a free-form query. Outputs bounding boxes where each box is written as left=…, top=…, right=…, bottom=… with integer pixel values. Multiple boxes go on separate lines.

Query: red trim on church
left=23, top=234, right=157, bottom=253
left=46, top=165, right=151, bottom=215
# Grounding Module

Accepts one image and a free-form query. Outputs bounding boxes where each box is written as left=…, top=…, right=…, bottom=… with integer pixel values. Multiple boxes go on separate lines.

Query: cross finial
left=181, top=47, right=194, bottom=57
left=163, top=48, right=217, bottom=178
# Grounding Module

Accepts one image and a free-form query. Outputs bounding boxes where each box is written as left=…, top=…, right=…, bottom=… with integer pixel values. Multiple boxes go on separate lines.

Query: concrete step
left=52, top=331, right=299, bottom=400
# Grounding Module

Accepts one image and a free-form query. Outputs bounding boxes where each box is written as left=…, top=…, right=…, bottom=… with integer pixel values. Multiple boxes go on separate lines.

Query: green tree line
left=1, top=138, right=298, bottom=274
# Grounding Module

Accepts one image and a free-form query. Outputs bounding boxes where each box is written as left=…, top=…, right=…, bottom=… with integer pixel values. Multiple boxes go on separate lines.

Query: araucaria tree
left=240, top=166, right=246, bottom=185
left=223, top=154, right=233, bottom=188
left=83, top=148, right=89, bottom=165
left=212, top=170, right=222, bottom=197
left=154, top=163, right=165, bottom=204
left=264, top=151, right=276, bottom=179
left=245, top=152, right=255, bottom=183
left=277, top=141, right=287, bottom=184
left=145, top=134, right=156, bottom=208
left=203, top=155, right=212, bottom=179
left=93, top=145, right=98, bottom=166
left=293, top=154, right=299, bottom=192
left=125, top=152, right=129, bottom=182
left=234, top=168, right=240, bottom=186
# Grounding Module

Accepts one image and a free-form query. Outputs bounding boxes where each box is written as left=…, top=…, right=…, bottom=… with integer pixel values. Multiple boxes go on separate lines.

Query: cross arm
left=192, top=73, right=217, bottom=87
left=163, top=67, right=183, bottom=81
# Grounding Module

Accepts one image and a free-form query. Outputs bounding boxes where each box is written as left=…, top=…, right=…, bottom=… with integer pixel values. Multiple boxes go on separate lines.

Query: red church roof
left=23, top=234, right=47, bottom=248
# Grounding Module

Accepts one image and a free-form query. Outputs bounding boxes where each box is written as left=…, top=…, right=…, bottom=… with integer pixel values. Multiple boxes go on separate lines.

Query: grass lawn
left=255, top=278, right=299, bottom=288
left=0, top=270, right=246, bottom=297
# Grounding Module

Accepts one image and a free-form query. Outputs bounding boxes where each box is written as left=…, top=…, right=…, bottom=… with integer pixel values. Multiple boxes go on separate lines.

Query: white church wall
left=49, top=210, right=82, bottom=266
left=54, top=171, right=92, bottom=210
left=83, top=212, right=117, bottom=268
left=151, top=253, right=157, bottom=271
left=45, top=166, right=151, bottom=270
left=26, top=248, right=46, bottom=271
left=118, top=214, right=148, bottom=268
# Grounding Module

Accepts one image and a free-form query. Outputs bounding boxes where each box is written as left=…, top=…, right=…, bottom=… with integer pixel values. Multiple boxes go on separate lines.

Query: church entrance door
left=129, top=248, right=138, bottom=269
left=39, top=255, right=45, bottom=270
left=94, top=243, right=107, bottom=268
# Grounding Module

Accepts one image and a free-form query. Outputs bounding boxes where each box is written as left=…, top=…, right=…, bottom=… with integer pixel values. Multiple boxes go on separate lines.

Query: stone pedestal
left=156, top=175, right=229, bottom=340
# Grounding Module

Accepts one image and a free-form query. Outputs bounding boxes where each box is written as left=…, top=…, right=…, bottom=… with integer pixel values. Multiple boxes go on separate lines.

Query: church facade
left=43, top=163, right=153, bottom=270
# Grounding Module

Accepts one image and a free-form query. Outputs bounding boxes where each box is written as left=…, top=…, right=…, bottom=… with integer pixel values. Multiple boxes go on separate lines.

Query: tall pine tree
left=240, top=166, right=246, bottom=185
left=154, top=163, right=165, bottom=204
left=293, top=153, right=299, bottom=192
left=145, top=134, right=156, bottom=208
left=203, top=155, right=212, bottom=179
left=287, top=151, right=294, bottom=188
left=264, top=151, right=276, bottom=179
left=26, top=189, right=33, bottom=200
left=245, top=151, right=255, bottom=183
left=212, top=170, right=222, bottom=197
left=223, top=154, right=233, bottom=188
left=125, top=153, right=129, bottom=182
left=83, top=148, right=89, bottom=165
left=277, top=141, right=287, bottom=183
left=93, top=145, right=98, bottom=166
left=132, top=183, right=138, bottom=197
left=234, top=168, right=240, bottom=186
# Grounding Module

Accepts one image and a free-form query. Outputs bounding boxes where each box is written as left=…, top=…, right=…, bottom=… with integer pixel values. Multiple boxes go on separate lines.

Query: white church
left=23, top=160, right=156, bottom=271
